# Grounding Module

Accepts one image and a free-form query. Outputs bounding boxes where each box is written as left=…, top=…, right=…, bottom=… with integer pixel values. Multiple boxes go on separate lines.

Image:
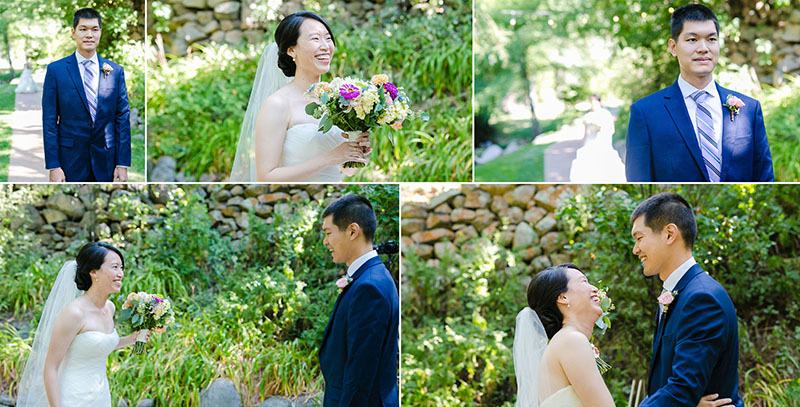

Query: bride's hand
left=357, top=131, right=372, bottom=156
left=134, top=330, right=152, bottom=343
left=328, top=141, right=367, bottom=166
left=697, top=394, right=733, bottom=407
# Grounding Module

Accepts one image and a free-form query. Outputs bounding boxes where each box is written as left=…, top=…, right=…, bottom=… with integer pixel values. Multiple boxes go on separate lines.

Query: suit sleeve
left=114, top=65, right=132, bottom=167
left=42, top=64, right=60, bottom=170
left=625, top=102, right=652, bottom=181
left=640, top=291, right=728, bottom=407
left=751, top=100, right=774, bottom=182
left=341, top=283, right=391, bottom=407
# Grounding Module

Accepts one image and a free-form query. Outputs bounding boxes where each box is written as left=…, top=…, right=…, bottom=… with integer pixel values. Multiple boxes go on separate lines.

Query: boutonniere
left=102, top=63, right=113, bottom=78
left=725, top=95, right=745, bottom=122
left=591, top=344, right=612, bottom=374
left=657, top=290, right=679, bottom=314
left=335, top=277, right=353, bottom=293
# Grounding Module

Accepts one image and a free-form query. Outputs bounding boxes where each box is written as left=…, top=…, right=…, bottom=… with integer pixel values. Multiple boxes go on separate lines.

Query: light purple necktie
left=690, top=90, right=721, bottom=182
left=82, top=59, right=97, bottom=121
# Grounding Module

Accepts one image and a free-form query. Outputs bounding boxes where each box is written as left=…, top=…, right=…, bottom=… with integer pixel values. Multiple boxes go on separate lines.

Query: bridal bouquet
left=305, top=74, right=429, bottom=168
left=118, top=292, right=176, bottom=354
left=592, top=287, right=615, bottom=374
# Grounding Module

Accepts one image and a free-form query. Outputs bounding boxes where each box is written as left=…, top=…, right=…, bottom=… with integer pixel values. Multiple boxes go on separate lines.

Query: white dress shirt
left=677, top=76, right=723, bottom=149
left=347, top=250, right=379, bottom=278
left=75, top=51, right=99, bottom=98
left=663, top=256, right=697, bottom=292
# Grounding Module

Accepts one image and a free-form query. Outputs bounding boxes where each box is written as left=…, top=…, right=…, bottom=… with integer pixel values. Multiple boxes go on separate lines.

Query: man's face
left=669, top=20, right=719, bottom=80
left=72, top=18, right=101, bottom=55
left=323, top=215, right=351, bottom=264
left=631, top=216, right=670, bottom=278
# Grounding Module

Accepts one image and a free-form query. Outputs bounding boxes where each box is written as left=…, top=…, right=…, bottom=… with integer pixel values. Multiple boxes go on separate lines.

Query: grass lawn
left=475, top=142, right=552, bottom=181
left=129, top=135, right=145, bottom=182
left=0, top=83, right=14, bottom=182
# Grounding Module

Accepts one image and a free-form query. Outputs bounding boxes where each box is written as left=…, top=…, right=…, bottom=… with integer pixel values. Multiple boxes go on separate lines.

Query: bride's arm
left=556, top=331, right=615, bottom=407
left=253, top=97, right=366, bottom=181
left=43, top=306, right=83, bottom=407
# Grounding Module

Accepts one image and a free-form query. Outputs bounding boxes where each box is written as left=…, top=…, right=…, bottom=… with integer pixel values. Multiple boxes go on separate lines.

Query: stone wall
left=8, top=184, right=347, bottom=256
left=729, top=8, right=800, bottom=85
left=401, top=184, right=580, bottom=272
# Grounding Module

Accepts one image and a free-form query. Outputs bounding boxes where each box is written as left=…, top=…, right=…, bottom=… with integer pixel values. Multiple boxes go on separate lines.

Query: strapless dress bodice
left=282, top=123, right=346, bottom=182
left=58, top=329, right=118, bottom=407
left=541, top=385, right=583, bottom=407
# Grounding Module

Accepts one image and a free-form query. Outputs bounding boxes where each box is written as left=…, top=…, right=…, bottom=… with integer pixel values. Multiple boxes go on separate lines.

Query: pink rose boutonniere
left=102, top=63, right=113, bottom=78
left=335, top=277, right=353, bottom=292
left=725, top=95, right=745, bottom=122
left=658, top=290, right=679, bottom=314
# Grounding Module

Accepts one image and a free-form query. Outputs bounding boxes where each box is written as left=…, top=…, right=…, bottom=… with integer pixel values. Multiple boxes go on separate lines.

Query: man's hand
left=49, top=168, right=66, bottom=182
left=113, top=167, right=128, bottom=182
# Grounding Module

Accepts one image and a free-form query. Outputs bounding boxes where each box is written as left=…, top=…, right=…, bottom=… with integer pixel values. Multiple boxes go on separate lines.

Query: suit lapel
left=647, top=303, right=663, bottom=390
left=96, top=56, right=109, bottom=117
left=66, top=53, right=92, bottom=118
left=716, top=83, right=736, bottom=182
left=663, top=80, right=710, bottom=181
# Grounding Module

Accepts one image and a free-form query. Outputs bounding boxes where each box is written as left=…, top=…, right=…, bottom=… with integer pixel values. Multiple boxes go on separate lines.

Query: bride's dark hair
left=526, top=263, right=582, bottom=339
left=75, top=242, right=124, bottom=291
left=274, top=11, right=335, bottom=77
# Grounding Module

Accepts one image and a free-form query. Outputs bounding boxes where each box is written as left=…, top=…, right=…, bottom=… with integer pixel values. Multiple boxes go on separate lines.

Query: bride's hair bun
left=75, top=242, right=124, bottom=291
left=526, top=263, right=582, bottom=339
left=274, top=11, right=336, bottom=77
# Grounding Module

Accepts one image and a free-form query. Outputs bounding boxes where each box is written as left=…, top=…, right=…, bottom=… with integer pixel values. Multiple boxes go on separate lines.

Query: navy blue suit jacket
left=42, top=53, right=131, bottom=182
left=319, top=256, right=399, bottom=407
left=640, top=264, right=742, bottom=407
left=625, top=80, right=773, bottom=182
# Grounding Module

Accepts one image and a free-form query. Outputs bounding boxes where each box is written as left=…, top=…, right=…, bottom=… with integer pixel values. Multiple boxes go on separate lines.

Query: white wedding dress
left=57, top=330, right=119, bottom=406
left=541, top=386, right=582, bottom=407
left=569, top=108, right=625, bottom=183
left=282, top=124, right=345, bottom=181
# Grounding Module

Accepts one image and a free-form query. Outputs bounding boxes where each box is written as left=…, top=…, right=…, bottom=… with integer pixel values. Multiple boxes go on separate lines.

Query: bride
left=514, top=263, right=733, bottom=407
left=230, top=11, right=371, bottom=182
left=16, top=242, right=148, bottom=407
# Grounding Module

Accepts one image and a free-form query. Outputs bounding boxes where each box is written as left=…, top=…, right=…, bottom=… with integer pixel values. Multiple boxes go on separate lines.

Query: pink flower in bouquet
left=390, top=119, right=404, bottom=130
left=340, top=84, right=360, bottom=100
left=384, top=83, right=398, bottom=100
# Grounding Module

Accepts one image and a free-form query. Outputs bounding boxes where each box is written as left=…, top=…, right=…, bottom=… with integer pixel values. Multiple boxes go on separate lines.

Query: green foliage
left=761, top=77, right=800, bottom=181
left=403, top=184, right=800, bottom=406
left=0, top=82, right=13, bottom=181
left=147, top=7, right=471, bottom=181
left=475, top=142, right=551, bottom=182
left=0, top=184, right=399, bottom=406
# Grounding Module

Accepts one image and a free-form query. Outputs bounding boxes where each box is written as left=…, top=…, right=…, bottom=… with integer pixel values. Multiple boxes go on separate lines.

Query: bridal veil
left=514, top=307, right=549, bottom=407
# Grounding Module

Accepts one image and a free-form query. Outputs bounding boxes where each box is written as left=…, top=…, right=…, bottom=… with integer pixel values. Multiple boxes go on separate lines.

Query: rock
left=479, top=184, right=516, bottom=195
left=149, top=184, right=173, bottom=205
left=235, top=212, right=250, bottom=228
left=260, top=192, right=290, bottom=204
left=225, top=29, right=244, bottom=44
left=209, top=210, right=225, bottom=223
left=472, top=209, right=497, bottom=230
left=217, top=218, right=238, bottom=235
left=291, top=393, right=323, bottom=407
left=243, top=29, right=263, bottom=44
left=414, top=244, right=433, bottom=259
left=519, top=246, right=543, bottom=261
left=497, top=229, right=514, bottom=247
left=401, top=203, right=427, bottom=219
left=116, top=399, right=129, bottom=407
left=244, top=185, right=268, bottom=198
left=426, top=213, right=450, bottom=229
left=540, top=232, right=566, bottom=254
left=776, top=56, right=800, bottom=73
left=534, top=214, right=557, bottom=234
left=210, top=30, right=225, bottom=43
left=177, top=21, right=207, bottom=44
left=197, top=10, right=215, bottom=24
left=475, top=144, right=502, bottom=164
left=464, top=189, right=491, bottom=209
left=434, top=241, right=457, bottom=260
left=432, top=203, right=452, bottom=213
left=534, top=186, right=573, bottom=211
left=454, top=225, right=478, bottom=244
left=174, top=12, right=198, bottom=24
left=523, top=207, right=547, bottom=225
left=451, top=208, right=476, bottom=223
left=512, top=222, right=538, bottom=249
left=411, top=228, right=453, bottom=243
left=219, top=19, right=236, bottom=31
left=401, top=218, right=425, bottom=235
left=452, top=195, right=465, bottom=208
left=258, top=396, right=291, bottom=407
left=498, top=206, right=524, bottom=224
left=783, top=24, right=800, bottom=43
left=490, top=195, right=509, bottom=213
left=47, top=193, right=86, bottom=219
left=241, top=0, right=259, bottom=29
left=207, top=0, right=228, bottom=7
left=550, top=253, right=572, bottom=266
left=200, top=379, right=241, bottom=407
left=183, top=0, right=206, bottom=8
left=532, top=255, right=552, bottom=270
left=0, top=393, right=14, bottom=406
left=255, top=205, right=272, bottom=218
left=504, top=185, right=536, bottom=208
left=11, top=204, right=44, bottom=230
left=214, top=2, right=242, bottom=20
left=203, top=19, right=220, bottom=34
left=428, top=188, right=461, bottom=209
left=291, top=190, right=310, bottom=203
left=150, top=156, right=177, bottom=182
left=42, top=209, right=68, bottom=224
left=137, top=399, right=155, bottom=407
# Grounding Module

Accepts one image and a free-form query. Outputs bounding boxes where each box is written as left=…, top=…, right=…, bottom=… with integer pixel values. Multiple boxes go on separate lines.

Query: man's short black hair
left=631, top=192, right=697, bottom=249
left=322, top=194, right=377, bottom=243
left=73, top=8, right=102, bottom=29
left=671, top=3, right=719, bottom=41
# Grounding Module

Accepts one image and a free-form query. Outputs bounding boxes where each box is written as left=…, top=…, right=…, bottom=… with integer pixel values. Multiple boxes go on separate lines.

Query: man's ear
left=663, top=223, right=680, bottom=245
left=668, top=38, right=678, bottom=57
left=348, top=222, right=361, bottom=241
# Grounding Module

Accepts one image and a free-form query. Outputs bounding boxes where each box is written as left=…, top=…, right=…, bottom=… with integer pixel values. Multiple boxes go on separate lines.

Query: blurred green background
left=146, top=0, right=472, bottom=182
left=474, top=0, right=800, bottom=182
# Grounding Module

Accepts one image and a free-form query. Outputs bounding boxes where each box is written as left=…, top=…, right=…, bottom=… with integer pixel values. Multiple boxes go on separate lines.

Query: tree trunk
left=519, top=49, right=540, bottom=137
left=2, top=25, right=14, bottom=81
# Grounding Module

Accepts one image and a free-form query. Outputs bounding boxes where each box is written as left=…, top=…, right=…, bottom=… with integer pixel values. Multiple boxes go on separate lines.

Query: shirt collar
left=677, top=75, right=718, bottom=101
left=347, top=250, right=378, bottom=278
left=75, top=50, right=99, bottom=66
left=663, top=256, right=697, bottom=292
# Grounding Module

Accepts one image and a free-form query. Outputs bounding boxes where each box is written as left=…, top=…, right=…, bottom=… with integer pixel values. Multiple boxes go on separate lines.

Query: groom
left=631, top=192, right=742, bottom=407
left=319, top=194, right=399, bottom=407
left=625, top=4, right=773, bottom=182
left=42, top=8, right=131, bottom=182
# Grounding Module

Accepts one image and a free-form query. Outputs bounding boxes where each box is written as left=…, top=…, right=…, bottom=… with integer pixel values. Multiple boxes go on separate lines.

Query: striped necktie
left=82, top=59, right=97, bottom=121
left=690, top=90, right=721, bottom=182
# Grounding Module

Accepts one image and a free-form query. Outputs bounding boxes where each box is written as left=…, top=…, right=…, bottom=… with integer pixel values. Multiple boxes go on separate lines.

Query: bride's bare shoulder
left=549, top=328, right=590, bottom=349
left=57, top=298, right=86, bottom=324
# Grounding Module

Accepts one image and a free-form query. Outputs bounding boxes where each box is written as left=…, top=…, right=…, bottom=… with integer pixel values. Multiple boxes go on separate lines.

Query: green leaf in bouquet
left=132, top=313, right=142, bottom=326
left=304, top=102, right=318, bottom=116
left=321, top=93, right=329, bottom=104
left=601, top=297, right=611, bottom=310
left=387, top=132, right=394, bottom=147
left=322, top=116, right=333, bottom=133
left=119, top=308, right=133, bottom=322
